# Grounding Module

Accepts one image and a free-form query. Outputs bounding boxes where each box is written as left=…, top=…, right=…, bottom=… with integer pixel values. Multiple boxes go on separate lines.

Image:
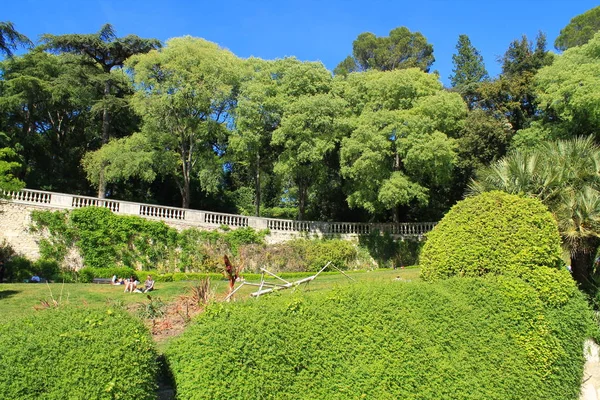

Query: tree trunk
left=393, top=206, right=400, bottom=223
left=298, top=184, right=307, bottom=221
left=571, top=250, right=595, bottom=292
left=181, top=177, right=190, bottom=209
left=254, top=152, right=261, bottom=217
left=97, top=79, right=112, bottom=199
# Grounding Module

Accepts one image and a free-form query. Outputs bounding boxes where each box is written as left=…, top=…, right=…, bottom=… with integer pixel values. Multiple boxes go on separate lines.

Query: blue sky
left=4, top=0, right=599, bottom=85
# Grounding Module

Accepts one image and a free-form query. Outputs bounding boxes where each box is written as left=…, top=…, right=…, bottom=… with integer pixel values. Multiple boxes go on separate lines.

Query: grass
left=0, top=267, right=419, bottom=323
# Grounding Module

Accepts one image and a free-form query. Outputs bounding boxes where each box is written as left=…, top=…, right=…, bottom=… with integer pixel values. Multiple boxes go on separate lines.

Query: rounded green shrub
left=166, top=278, right=592, bottom=400
left=420, top=191, right=563, bottom=282
left=0, top=307, right=158, bottom=399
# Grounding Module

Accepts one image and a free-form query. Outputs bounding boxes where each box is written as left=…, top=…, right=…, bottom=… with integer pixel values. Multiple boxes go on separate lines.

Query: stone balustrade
left=2, top=188, right=436, bottom=238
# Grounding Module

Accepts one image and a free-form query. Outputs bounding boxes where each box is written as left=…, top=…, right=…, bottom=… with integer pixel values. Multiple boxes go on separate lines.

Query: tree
left=450, top=34, right=488, bottom=87
left=475, top=33, right=553, bottom=134
left=0, top=133, right=24, bottom=192
left=469, top=137, right=600, bottom=290
left=338, top=68, right=466, bottom=222
left=121, top=37, right=240, bottom=209
left=532, top=32, right=600, bottom=141
left=334, top=27, right=434, bottom=74
left=0, top=50, right=101, bottom=193
left=230, top=58, right=298, bottom=217
left=555, top=6, right=600, bottom=51
left=449, top=34, right=488, bottom=109
left=0, top=21, right=31, bottom=58
left=273, top=93, right=348, bottom=220
left=501, top=33, right=553, bottom=77
left=457, top=110, right=511, bottom=169
left=41, top=24, right=161, bottom=198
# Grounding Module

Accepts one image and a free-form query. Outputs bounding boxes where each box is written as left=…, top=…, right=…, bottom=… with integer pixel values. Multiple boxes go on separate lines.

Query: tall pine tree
left=449, top=34, right=488, bottom=109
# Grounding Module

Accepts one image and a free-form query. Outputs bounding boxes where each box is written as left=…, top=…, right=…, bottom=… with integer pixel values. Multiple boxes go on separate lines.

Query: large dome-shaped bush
left=0, top=307, right=158, bottom=399
left=166, top=278, right=591, bottom=399
left=420, top=191, right=563, bottom=282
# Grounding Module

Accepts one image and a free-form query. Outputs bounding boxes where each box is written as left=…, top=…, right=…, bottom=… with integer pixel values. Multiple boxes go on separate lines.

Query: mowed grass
left=0, top=267, right=420, bottom=321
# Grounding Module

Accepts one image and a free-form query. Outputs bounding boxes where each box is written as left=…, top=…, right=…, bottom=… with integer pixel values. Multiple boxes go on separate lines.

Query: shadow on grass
left=0, top=290, right=20, bottom=300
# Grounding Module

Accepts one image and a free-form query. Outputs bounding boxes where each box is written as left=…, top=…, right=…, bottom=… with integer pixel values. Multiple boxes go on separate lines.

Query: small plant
left=187, top=278, right=213, bottom=306
left=138, top=295, right=166, bottom=320
left=34, top=282, right=68, bottom=310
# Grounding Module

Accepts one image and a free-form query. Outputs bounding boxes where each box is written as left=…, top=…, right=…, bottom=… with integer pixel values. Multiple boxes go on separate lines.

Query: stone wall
left=0, top=201, right=45, bottom=260
left=0, top=198, right=427, bottom=265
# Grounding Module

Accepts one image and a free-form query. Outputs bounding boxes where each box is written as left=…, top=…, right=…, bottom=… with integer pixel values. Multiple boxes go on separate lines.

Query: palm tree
left=469, top=136, right=600, bottom=289
left=0, top=22, right=32, bottom=58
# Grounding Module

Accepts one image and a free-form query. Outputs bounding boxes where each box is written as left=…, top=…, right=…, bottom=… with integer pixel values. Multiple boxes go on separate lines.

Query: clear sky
left=4, top=0, right=599, bottom=85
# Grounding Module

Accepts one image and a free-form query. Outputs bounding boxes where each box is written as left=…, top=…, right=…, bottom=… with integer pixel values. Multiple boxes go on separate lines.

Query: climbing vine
left=30, top=207, right=268, bottom=272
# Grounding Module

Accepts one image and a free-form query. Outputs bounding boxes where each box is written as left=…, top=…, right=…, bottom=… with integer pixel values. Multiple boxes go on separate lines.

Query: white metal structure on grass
left=224, top=261, right=354, bottom=301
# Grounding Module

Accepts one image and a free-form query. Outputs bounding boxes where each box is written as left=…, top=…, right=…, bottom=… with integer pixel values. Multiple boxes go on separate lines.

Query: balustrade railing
left=3, top=189, right=51, bottom=204
left=266, top=219, right=311, bottom=232
left=204, top=212, right=248, bottom=227
left=2, top=188, right=436, bottom=237
left=140, top=204, right=185, bottom=220
left=72, top=196, right=120, bottom=212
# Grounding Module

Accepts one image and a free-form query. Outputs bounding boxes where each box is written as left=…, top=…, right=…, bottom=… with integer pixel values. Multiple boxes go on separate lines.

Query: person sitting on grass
left=143, top=275, right=155, bottom=293
left=124, top=276, right=138, bottom=293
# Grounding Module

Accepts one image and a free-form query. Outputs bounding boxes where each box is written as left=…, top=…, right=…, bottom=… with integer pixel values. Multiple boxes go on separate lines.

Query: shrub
left=5, top=255, right=33, bottom=282
left=358, top=232, right=423, bottom=268
left=420, top=191, right=563, bottom=282
left=32, top=259, right=60, bottom=281
left=78, top=267, right=137, bottom=283
left=166, top=277, right=592, bottom=399
left=0, top=307, right=158, bottom=399
left=263, top=239, right=358, bottom=272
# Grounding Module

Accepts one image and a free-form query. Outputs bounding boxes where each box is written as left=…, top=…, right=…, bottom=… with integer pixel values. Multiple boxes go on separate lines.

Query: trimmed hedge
left=78, top=266, right=138, bottom=283
left=165, top=277, right=592, bottom=399
left=420, top=191, right=564, bottom=282
left=0, top=307, right=158, bottom=399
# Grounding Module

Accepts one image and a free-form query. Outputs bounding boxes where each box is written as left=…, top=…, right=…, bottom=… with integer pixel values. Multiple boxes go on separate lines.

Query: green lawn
left=0, top=267, right=420, bottom=322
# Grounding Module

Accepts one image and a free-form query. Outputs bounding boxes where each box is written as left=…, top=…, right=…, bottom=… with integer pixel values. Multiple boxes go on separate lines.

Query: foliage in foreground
left=0, top=307, right=158, bottom=399
left=166, top=277, right=592, bottom=399
left=420, top=191, right=563, bottom=282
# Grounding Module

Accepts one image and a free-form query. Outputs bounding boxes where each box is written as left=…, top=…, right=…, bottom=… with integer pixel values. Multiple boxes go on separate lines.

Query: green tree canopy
left=41, top=24, right=161, bottom=198
left=474, top=33, right=553, bottom=134
left=532, top=32, right=600, bottom=142
left=105, top=36, right=242, bottom=209
left=334, top=27, right=434, bottom=75
left=0, top=21, right=31, bottom=58
left=555, top=6, right=600, bottom=51
left=449, top=34, right=488, bottom=109
left=0, top=133, right=24, bottom=192
left=450, top=34, right=488, bottom=88
left=0, top=50, right=102, bottom=193
left=337, top=68, right=466, bottom=221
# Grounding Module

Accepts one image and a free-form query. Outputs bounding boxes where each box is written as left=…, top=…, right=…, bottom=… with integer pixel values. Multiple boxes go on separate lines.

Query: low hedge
left=0, top=307, right=158, bottom=399
left=166, top=277, right=592, bottom=399
left=78, top=267, right=137, bottom=283
left=152, top=270, right=370, bottom=283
